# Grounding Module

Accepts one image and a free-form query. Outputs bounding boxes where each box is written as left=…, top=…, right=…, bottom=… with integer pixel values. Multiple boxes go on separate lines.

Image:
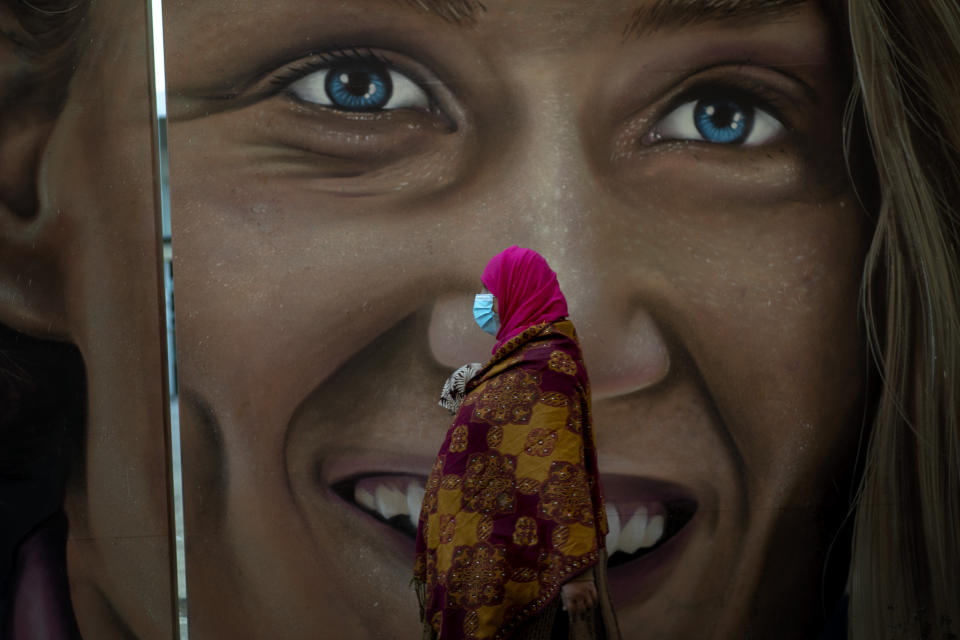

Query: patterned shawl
left=414, top=320, right=608, bottom=640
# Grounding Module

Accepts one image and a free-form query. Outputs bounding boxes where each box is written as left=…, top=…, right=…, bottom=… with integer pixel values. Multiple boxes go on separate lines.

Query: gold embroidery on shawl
left=566, top=400, right=582, bottom=434
left=462, top=451, right=517, bottom=515
left=492, top=323, right=550, bottom=361
left=517, top=477, right=541, bottom=495
left=450, top=424, right=469, bottom=452
left=425, top=549, right=439, bottom=592
left=423, top=455, right=444, bottom=515
left=539, top=391, right=569, bottom=407
left=523, top=428, right=557, bottom=457
left=537, top=550, right=566, bottom=590
left=472, top=370, right=541, bottom=426
left=548, top=350, right=577, bottom=376
left=448, top=542, right=508, bottom=609
left=439, top=514, right=456, bottom=543
left=539, top=461, right=595, bottom=526
left=477, top=515, right=493, bottom=541
left=512, top=516, right=539, bottom=546
left=510, top=567, right=537, bottom=582
left=464, top=611, right=480, bottom=637
left=551, top=525, right=570, bottom=548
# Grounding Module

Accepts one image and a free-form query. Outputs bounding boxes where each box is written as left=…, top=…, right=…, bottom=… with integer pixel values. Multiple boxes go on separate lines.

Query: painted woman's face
left=157, top=0, right=866, bottom=637
left=0, top=1, right=176, bottom=636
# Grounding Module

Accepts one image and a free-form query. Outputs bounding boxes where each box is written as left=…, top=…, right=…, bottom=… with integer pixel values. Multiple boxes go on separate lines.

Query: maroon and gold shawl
left=414, top=320, right=608, bottom=640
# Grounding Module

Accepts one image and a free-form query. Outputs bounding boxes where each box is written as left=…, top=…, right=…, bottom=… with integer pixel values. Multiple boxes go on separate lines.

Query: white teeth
left=356, top=479, right=671, bottom=554
left=640, top=514, right=665, bottom=549
left=354, top=480, right=426, bottom=527
left=617, top=505, right=649, bottom=554
left=355, top=487, right=376, bottom=512
left=406, top=484, right=425, bottom=528
left=605, top=505, right=621, bottom=551
left=374, top=485, right=407, bottom=520
left=609, top=505, right=667, bottom=555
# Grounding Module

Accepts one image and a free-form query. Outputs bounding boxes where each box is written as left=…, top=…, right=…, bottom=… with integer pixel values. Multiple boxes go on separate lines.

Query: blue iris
left=694, top=98, right=754, bottom=144
left=325, top=63, right=393, bottom=111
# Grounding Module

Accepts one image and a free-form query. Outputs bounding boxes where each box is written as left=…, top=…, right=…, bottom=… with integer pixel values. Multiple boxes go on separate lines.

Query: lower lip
left=606, top=510, right=698, bottom=606
left=323, top=479, right=421, bottom=562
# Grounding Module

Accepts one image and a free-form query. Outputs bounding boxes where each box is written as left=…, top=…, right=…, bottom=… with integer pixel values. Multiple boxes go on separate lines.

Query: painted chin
left=322, top=453, right=702, bottom=605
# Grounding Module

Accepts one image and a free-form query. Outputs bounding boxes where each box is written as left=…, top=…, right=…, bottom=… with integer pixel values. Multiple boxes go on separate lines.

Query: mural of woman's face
left=62, top=0, right=862, bottom=637
left=0, top=1, right=173, bottom=636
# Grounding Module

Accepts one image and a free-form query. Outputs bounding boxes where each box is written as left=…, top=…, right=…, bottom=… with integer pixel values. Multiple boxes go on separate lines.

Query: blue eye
left=288, top=59, right=431, bottom=113
left=694, top=98, right=751, bottom=143
left=651, top=92, right=783, bottom=146
left=325, top=63, right=392, bottom=111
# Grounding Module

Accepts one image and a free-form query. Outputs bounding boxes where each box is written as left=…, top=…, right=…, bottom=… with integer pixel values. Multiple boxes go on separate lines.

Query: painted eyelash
left=268, top=47, right=391, bottom=89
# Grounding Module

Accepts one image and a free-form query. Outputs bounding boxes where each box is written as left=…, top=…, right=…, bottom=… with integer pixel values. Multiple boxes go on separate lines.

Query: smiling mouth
left=330, top=472, right=698, bottom=567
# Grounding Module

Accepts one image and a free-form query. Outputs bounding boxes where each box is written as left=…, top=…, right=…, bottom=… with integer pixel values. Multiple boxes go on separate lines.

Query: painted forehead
left=397, top=0, right=807, bottom=29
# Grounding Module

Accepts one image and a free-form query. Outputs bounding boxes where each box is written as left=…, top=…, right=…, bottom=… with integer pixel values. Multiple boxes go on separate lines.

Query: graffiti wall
left=2, top=0, right=958, bottom=638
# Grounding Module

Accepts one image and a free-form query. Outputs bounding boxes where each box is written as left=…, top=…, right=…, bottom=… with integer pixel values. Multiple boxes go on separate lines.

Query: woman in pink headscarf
left=415, top=247, right=620, bottom=640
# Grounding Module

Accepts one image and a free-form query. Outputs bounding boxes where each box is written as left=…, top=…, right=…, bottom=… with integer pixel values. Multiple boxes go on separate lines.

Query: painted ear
left=0, top=4, right=71, bottom=339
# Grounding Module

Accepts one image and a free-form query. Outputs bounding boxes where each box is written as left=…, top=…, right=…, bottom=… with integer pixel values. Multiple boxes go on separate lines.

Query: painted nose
left=582, top=304, right=671, bottom=402
left=512, top=128, right=670, bottom=400
left=545, top=258, right=671, bottom=401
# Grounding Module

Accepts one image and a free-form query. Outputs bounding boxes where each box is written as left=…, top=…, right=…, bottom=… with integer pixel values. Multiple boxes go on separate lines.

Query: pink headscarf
left=481, top=246, right=569, bottom=353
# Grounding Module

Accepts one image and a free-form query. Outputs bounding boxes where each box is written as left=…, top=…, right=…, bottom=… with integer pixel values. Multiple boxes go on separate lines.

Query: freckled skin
left=44, top=0, right=866, bottom=638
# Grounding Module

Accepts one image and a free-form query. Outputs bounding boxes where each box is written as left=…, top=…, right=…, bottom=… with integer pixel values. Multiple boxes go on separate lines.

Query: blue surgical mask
left=473, top=293, right=499, bottom=336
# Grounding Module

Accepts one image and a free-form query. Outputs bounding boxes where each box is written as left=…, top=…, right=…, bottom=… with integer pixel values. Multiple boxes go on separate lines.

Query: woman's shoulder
left=471, top=323, right=587, bottom=396
left=480, top=321, right=582, bottom=379
left=525, top=321, right=581, bottom=358
left=512, top=324, right=585, bottom=381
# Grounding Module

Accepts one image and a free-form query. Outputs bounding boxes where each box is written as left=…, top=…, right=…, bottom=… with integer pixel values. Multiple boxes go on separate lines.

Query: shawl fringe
left=411, top=576, right=428, bottom=623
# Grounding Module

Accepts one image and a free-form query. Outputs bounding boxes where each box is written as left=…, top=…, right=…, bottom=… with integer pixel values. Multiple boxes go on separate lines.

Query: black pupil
left=342, top=71, right=372, bottom=96
left=709, top=102, right=740, bottom=128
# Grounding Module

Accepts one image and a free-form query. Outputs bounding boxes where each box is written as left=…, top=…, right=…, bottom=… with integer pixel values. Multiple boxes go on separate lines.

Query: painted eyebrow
left=394, top=0, right=487, bottom=26
left=624, top=0, right=807, bottom=37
